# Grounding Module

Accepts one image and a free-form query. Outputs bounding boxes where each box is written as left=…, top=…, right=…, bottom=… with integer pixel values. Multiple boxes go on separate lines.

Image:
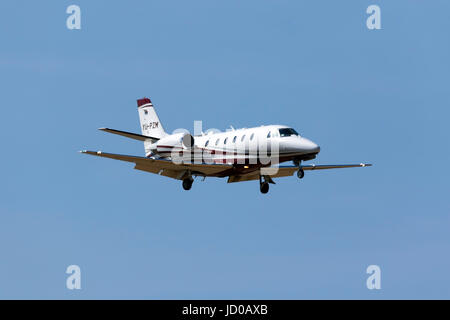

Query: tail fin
left=137, top=98, right=167, bottom=139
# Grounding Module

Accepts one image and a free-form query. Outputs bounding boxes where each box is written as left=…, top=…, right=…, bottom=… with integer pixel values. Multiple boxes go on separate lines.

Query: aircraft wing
left=276, top=163, right=372, bottom=175
left=300, top=163, right=372, bottom=170
left=80, top=150, right=232, bottom=180
left=227, top=163, right=372, bottom=183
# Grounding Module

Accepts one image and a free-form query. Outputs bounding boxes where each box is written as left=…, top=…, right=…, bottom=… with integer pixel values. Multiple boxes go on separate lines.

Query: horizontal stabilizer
left=99, top=128, right=159, bottom=141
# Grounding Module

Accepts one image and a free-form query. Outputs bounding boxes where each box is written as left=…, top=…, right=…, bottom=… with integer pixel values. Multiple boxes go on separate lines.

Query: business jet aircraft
left=81, top=97, right=371, bottom=193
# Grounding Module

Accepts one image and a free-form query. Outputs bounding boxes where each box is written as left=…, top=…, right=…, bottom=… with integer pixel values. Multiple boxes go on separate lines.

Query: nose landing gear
left=294, top=159, right=305, bottom=179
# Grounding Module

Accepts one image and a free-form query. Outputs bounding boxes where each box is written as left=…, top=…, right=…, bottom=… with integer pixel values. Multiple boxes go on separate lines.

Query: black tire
left=297, top=169, right=305, bottom=179
left=260, top=182, right=269, bottom=194
left=182, top=179, right=193, bottom=190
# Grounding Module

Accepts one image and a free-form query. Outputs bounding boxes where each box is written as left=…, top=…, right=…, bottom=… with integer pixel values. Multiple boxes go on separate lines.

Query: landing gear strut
left=294, top=159, right=304, bottom=179
left=182, top=178, right=193, bottom=190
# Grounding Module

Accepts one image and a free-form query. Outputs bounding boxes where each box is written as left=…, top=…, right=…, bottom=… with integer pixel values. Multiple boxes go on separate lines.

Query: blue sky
left=0, top=0, right=449, bottom=299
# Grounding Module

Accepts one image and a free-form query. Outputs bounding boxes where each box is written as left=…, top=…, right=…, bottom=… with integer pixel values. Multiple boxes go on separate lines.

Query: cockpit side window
left=279, top=128, right=299, bottom=137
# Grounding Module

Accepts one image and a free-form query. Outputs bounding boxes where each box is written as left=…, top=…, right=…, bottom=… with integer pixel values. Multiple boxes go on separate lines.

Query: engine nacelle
left=153, top=132, right=194, bottom=156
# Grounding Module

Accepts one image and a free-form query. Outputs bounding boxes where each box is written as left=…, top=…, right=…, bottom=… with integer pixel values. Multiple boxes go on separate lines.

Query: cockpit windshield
left=279, top=128, right=299, bottom=137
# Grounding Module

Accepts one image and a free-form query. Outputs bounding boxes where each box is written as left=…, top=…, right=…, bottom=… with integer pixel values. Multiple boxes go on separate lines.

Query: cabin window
left=241, top=135, right=246, bottom=142
left=224, top=137, right=228, bottom=144
left=267, top=131, right=271, bottom=138
left=250, top=133, right=254, bottom=141
left=233, top=136, right=237, bottom=143
left=215, top=138, right=220, bottom=146
left=205, top=140, right=209, bottom=147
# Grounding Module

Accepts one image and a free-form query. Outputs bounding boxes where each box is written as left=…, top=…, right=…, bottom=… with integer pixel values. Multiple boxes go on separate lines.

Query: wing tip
left=79, top=150, right=102, bottom=155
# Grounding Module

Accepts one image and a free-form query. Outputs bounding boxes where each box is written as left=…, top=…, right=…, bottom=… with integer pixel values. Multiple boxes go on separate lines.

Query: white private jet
left=81, top=97, right=371, bottom=193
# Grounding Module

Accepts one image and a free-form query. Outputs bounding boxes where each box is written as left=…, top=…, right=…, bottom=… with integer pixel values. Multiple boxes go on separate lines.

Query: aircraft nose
left=280, top=137, right=320, bottom=154
left=311, top=143, right=320, bottom=153
left=302, top=139, right=320, bottom=153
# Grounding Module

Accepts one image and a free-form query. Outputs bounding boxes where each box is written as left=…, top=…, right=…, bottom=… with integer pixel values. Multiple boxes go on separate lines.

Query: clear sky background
left=0, top=0, right=449, bottom=299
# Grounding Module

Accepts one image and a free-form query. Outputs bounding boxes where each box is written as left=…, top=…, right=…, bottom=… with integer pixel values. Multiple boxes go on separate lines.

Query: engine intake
left=181, top=133, right=194, bottom=149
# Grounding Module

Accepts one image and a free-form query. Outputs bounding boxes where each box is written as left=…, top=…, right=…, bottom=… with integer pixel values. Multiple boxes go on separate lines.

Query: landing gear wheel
left=297, top=168, right=305, bottom=179
left=182, top=178, right=193, bottom=190
left=260, top=182, right=269, bottom=194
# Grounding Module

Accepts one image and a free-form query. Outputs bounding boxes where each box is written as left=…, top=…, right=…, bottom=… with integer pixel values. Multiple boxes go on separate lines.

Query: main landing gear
left=259, top=175, right=274, bottom=194
left=260, top=181, right=269, bottom=194
left=182, top=178, right=193, bottom=190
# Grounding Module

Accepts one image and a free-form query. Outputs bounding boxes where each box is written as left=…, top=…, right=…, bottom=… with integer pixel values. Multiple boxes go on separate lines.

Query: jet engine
left=151, top=132, right=194, bottom=156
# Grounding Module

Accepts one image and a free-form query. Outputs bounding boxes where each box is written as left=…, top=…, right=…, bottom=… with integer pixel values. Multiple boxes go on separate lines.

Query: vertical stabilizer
left=137, top=97, right=166, bottom=139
